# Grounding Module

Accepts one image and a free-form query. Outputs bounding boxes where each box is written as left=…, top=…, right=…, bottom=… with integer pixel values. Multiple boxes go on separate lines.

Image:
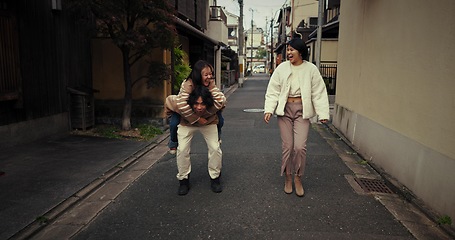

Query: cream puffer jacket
left=264, top=61, right=330, bottom=120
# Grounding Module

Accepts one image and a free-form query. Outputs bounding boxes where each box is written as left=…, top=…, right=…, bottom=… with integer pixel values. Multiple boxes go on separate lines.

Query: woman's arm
left=264, top=68, right=282, bottom=115
left=207, top=79, right=226, bottom=111
left=174, top=79, right=202, bottom=125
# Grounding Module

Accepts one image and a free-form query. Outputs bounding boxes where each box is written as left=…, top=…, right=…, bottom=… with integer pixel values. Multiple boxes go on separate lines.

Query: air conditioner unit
left=211, top=8, right=220, bottom=19
left=51, top=0, right=62, bottom=10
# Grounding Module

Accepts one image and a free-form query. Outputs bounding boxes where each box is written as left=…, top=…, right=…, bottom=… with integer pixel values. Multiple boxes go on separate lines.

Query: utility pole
left=270, top=19, right=274, bottom=72
left=265, top=17, right=268, bottom=72
left=316, top=0, right=324, bottom=68
left=250, top=8, right=254, bottom=73
left=238, top=0, right=244, bottom=87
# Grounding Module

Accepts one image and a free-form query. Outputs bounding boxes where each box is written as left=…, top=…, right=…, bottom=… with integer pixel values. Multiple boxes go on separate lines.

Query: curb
left=10, top=132, right=170, bottom=240
left=316, top=122, right=455, bottom=240
left=11, top=83, right=240, bottom=240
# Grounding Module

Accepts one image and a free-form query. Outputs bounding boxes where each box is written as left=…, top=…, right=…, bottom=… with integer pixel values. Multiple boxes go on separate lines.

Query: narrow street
left=68, top=75, right=417, bottom=239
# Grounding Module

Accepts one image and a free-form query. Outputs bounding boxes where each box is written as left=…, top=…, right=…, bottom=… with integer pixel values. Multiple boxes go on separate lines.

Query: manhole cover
left=354, top=178, right=394, bottom=194
left=243, top=109, right=264, bottom=113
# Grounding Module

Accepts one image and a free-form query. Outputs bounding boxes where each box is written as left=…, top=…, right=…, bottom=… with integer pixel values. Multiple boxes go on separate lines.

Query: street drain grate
left=354, top=178, right=394, bottom=194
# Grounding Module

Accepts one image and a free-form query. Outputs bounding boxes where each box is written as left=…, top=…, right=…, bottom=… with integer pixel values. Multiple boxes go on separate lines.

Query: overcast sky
left=216, top=0, right=290, bottom=32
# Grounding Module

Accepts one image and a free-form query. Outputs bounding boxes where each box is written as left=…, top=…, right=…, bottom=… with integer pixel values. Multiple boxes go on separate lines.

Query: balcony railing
left=209, top=6, right=226, bottom=23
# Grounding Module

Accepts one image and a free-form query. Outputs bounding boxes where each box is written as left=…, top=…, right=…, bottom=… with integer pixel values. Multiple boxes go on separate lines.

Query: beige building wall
left=320, top=40, right=338, bottom=62
left=245, top=27, right=265, bottom=67
left=245, top=27, right=264, bottom=50
left=334, top=0, right=455, bottom=220
left=308, top=39, right=338, bottom=63
left=92, top=40, right=124, bottom=99
left=291, top=0, right=318, bottom=30
left=91, top=39, right=171, bottom=118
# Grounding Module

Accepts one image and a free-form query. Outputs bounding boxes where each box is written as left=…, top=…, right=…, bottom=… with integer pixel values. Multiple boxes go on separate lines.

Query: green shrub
left=137, top=124, right=163, bottom=141
left=173, top=47, right=191, bottom=92
left=437, top=215, right=452, bottom=225
left=97, top=125, right=122, bottom=139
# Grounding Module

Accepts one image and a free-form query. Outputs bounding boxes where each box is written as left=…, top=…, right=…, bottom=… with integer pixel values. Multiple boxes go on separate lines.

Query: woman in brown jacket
left=166, top=86, right=225, bottom=195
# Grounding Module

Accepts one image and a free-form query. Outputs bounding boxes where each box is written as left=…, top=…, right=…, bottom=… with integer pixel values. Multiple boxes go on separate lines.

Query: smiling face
left=201, top=66, right=213, bottom=87
left=287, top=45, right=303, bottom=66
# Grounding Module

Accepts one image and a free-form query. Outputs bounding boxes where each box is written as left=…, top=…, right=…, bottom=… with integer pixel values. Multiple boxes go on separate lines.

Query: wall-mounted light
left=51, top=0, right=62, bottom=10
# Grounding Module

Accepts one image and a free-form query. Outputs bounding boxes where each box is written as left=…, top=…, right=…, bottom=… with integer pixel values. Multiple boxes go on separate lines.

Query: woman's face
left=287, top=45, right=303, bottom=65
left=201, top=66, right=213, bottom=87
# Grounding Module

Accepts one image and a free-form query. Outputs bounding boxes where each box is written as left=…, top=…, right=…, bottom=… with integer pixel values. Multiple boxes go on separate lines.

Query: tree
left=69, top=0, right=177, bottom=130
left=255, top=47, right=267, bottom=59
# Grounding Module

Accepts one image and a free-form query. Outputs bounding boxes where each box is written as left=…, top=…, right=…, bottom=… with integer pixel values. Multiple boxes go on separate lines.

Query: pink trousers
left=277, top=102, right=310, bottom=176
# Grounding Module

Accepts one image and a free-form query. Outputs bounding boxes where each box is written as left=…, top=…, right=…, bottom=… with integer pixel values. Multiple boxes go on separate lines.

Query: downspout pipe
left=214, top=44, right=222, bottom=90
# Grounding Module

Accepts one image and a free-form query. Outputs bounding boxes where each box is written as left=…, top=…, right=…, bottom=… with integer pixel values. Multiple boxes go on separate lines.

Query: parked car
left=253, top=65, right=265, bottom=73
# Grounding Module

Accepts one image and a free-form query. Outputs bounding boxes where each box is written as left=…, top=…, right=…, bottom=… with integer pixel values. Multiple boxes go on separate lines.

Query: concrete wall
left=334, top=0, right=455, bottom=220
left=0, top=114, right=68, bottom=147
left=207, top=17, right=228, bottom=45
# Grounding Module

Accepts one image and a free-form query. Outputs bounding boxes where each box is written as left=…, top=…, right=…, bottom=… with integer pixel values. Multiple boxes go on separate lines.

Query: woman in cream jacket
left=264, top=38, right=329, bottom=197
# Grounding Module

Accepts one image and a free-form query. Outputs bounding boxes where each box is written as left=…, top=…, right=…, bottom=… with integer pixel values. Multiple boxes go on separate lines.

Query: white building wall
left=207, top=1, right=229, bottom=88
left=225, top=10, right=239, bottom=53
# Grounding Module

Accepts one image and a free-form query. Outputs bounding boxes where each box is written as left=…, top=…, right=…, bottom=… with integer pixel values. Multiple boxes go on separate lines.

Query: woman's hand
left=198, top=117, right=208, bottom=125
left=264, top=113, right=272, bottom=124
left=206, top=79, right=216, bottom=89
left=319, top=119, right=328, bottom=124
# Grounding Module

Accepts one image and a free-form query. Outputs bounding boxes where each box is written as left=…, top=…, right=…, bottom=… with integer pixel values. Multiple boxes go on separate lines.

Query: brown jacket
left=165, top=79, right=226, bottom=126
left=165, top=95, right=220, bottom=126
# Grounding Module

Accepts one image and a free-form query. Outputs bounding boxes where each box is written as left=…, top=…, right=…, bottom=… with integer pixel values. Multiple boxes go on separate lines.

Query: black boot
left=210, top=177, right=222, bottom=193
left=178, top=178, right=190, bottom=195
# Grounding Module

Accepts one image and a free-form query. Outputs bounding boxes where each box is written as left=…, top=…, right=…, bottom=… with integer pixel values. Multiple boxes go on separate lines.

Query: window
left=228, top=27, right=237, bottom=38
left=309, top=17, right=318, bottom=28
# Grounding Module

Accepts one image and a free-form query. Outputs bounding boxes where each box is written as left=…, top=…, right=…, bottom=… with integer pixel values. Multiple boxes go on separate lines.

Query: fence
left=221, top=70, right=236, bottom=90
left=319, top=61, right=337, bottom=95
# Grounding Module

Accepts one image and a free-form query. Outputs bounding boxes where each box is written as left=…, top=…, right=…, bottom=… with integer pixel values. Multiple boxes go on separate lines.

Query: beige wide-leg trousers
left=176, top=124, right=222, bottom=180
left=277, top=102, right=310, bottom=176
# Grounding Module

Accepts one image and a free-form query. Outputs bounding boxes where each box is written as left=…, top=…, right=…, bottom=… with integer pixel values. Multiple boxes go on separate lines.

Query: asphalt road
left=69, top=76, right=416, bottom=240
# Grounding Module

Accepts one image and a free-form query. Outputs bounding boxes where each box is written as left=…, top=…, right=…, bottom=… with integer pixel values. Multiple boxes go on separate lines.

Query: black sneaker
left=178, top=179, right=190, bottom=195
left=210, top=177, right=222, bottom=193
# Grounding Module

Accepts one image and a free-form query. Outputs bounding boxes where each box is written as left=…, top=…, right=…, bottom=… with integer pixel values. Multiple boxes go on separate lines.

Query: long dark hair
left=188, top=60, right=213, bottom=86
left=187, top=85, right=214, bottom=108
